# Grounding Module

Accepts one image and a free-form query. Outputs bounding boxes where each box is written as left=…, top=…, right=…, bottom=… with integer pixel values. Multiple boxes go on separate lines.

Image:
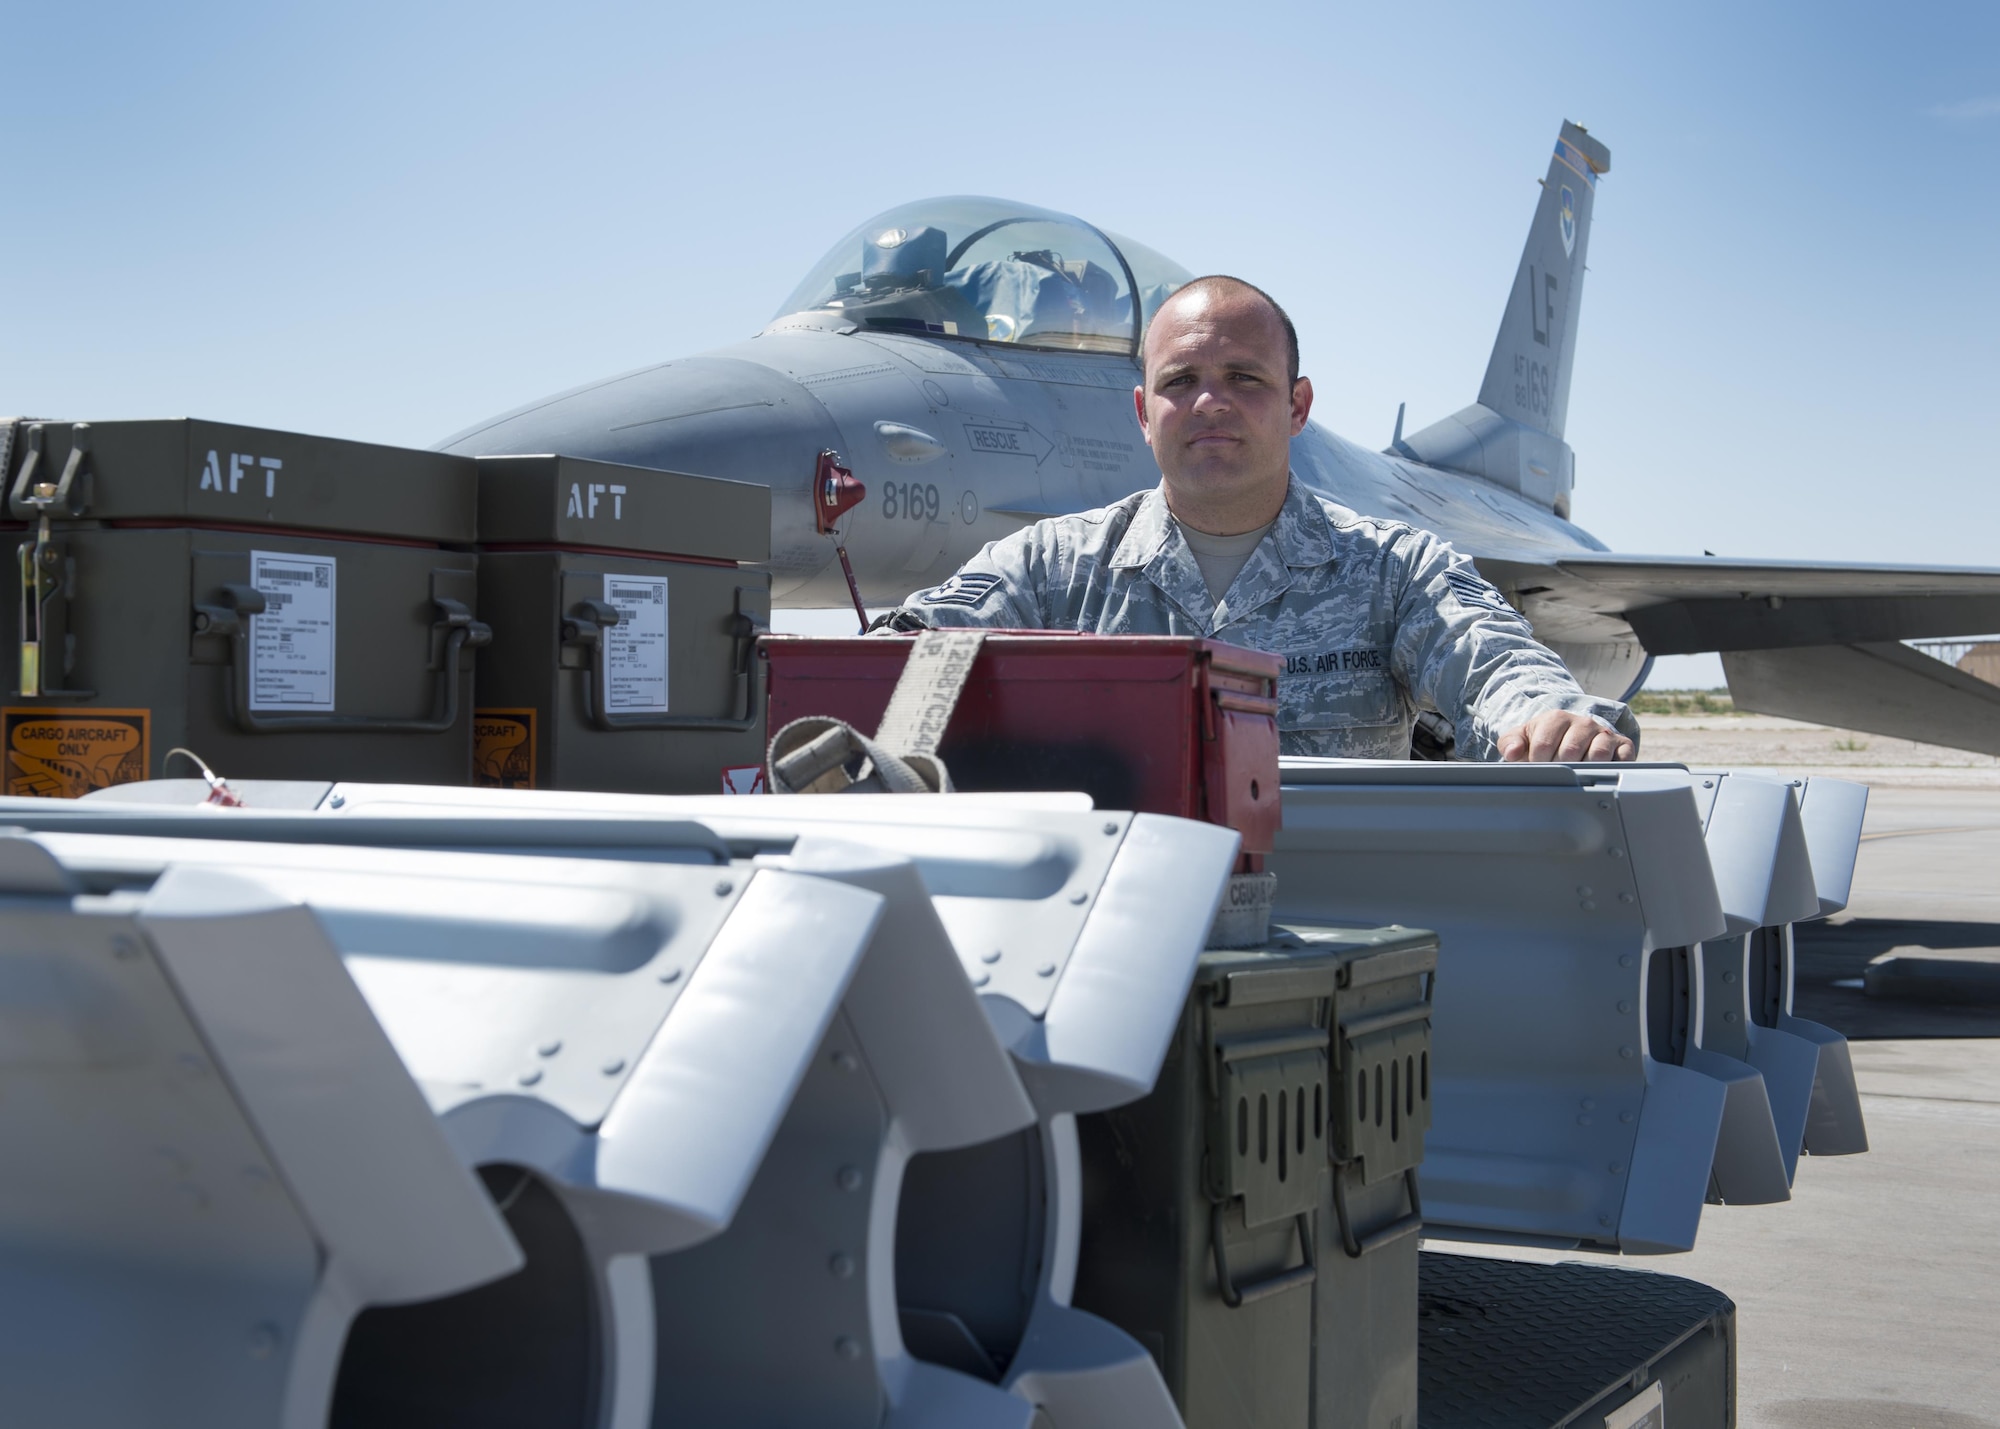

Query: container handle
left=196, top=585, right=490, bottom=734
left=1330, top=1166, right=1423, bottom=1259
left=1209, top=1205, right=1316, bottom=1309
left=563, top=588, right=766, bottom=733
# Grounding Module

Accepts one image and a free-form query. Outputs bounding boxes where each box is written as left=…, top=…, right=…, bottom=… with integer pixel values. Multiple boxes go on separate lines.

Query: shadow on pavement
left=1793, top=918, right=2000, bottom=1039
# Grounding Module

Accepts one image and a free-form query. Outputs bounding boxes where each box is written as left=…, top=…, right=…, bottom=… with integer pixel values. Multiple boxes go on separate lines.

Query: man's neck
left=1161, top=472, right=1290, bottom=537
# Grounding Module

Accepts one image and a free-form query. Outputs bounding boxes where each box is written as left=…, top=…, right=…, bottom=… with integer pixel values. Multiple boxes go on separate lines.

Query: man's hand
left=1497, top=710, right=1636, bottom=763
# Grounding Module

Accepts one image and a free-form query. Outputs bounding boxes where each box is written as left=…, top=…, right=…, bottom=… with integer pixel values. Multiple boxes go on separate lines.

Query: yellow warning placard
left=3, top=708, right=151, bottom=799
left=474, top=708, right=536, bottom=789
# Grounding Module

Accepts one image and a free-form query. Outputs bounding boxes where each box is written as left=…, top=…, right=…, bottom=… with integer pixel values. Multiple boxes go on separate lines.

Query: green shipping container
left=0, top=418, right=482, bottom=793
left=471, top=455, right=771, bottom=794
left=1073, top=925, right=1438, bottom=1429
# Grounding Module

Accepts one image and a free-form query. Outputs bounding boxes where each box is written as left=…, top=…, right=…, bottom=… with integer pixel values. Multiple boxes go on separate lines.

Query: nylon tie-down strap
left=767, top=629, right=987, bottom=795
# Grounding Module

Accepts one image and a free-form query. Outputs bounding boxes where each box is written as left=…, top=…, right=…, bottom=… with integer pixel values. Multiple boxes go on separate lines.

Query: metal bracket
left=7, top=422, right=93, bottom=520
left=197, top=583, right=490, bottom=734
left=562, top=586, right=767, bottom=733
left=12, top=424, right=96, bottom=699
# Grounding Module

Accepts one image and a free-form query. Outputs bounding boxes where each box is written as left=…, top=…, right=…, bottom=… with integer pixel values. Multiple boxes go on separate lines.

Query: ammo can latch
left=10, top=422, right=97, bottom=699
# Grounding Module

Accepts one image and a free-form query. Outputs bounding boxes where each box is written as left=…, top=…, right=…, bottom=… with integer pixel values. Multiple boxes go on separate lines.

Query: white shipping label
left=249, top=551, right=337, bottom=711
left=604, top=573, right=669, bottom=712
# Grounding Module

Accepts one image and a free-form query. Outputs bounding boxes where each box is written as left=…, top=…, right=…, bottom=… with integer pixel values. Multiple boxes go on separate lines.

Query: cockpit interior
left=773, top=197, right=1192, bottom=356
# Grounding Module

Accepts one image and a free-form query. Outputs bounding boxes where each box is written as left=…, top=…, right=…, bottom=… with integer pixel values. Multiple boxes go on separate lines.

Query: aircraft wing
left=1478, top=552, right=2000, bottom=755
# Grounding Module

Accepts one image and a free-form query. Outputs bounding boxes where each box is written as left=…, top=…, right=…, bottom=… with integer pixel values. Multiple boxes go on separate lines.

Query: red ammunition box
left=762, top=633, right=1281, bottom=857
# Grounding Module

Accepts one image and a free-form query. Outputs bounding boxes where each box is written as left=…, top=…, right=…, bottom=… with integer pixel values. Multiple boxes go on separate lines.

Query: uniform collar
left=1109, top=476, right=1336, bottom=631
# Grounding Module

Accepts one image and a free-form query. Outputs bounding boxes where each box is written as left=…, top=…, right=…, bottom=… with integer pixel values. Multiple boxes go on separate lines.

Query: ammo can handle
left=562, top=590, right=767, bottom=733
left=1330, top=1165, right=1423, bottom=1259
left=197, top=586, right=491, bottom=735
left=1209, top=1205, right=1316, bottom=1309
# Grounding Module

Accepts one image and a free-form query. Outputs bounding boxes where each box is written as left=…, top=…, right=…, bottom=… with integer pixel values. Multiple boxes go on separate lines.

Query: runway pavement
left=1432, top=769, right=2000, bottom=1429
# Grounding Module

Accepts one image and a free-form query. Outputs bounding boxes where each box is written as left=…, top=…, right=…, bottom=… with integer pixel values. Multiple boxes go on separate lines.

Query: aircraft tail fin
left=1478, top=121, right=1609, bottom=440
left=1398, top=122, right=1609, bottom=516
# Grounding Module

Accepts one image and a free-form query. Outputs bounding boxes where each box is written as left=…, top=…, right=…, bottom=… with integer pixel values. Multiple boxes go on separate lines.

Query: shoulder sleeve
left=1384, top=528, right=1639, bottom=760
left=888, top=524, right=1050, bottom=629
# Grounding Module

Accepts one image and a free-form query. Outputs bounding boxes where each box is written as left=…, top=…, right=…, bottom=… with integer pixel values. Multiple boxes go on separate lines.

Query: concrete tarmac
left=1433, top=780, right=2000, bottom=1429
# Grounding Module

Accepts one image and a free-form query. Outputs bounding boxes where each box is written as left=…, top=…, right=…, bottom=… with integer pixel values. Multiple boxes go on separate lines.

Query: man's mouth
left=1187, top=430, right=1239, bottom=446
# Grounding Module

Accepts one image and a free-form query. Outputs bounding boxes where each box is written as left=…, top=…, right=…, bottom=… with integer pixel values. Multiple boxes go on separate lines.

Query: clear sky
left=5, top=1, right=1995, bottom=684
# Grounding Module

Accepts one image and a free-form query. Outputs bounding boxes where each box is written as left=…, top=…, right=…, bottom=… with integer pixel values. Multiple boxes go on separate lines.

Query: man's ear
left=1133, top=384, right=1153, bottom=445
left=1290, top=376, right=1314, bottom=437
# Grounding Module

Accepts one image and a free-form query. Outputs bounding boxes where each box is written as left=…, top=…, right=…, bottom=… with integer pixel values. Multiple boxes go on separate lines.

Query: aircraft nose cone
left=440, top=356, right=843, bottom=501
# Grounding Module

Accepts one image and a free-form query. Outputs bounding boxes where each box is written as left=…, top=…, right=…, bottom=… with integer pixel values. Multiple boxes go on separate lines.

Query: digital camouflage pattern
left=893, top=478, right=1639, bottom=760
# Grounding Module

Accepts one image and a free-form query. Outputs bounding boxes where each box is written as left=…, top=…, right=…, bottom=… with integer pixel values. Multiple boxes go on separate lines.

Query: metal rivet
left=1616, top=1001, right=1631, bottom=1014
left=832, top=1050, right=858, bottom=1072
left=517, top=1068, right=543, bottom=1087
left=1068, top=890, right=1088, bottom=905
left=1577, top=1115, right=1593, bottom=1126
left=1037, top=962, right=1057, bottom=977
left=1702, top=780, right=1714, bottom=788
left=602, top=1058, right=626, bottom=1076
left=1619, top=892, right=1635, bottom=904
left=837, top=1165, right=863, bottom=1192
left=972, top=972, right=990, bottom=988
left=1580, top=1098, right=1596, bottom=1110
left=1102, top=821, right=1120, bottom=836
left=1619, top=1046, right=1636, bottom=1059
left=328, top=793, right=346, bottom=808
left=981, top=950, right=1002, bottom=964
left=1609, top=1162, right=1625, bottom=1175
left=1723, top=1011, right=1739, bottom=1024
left=658, top=966, right=683, bottom=984
left=714, top=879, right=734, bottom=897
left=176, top=1053, right=209, bottom=1077
left=1619, top=1111, right=1635, bottom=1125
left=248, top=1322, right=281, bottom=1358
left=1598, top=800, right=1610, bottom=810
left=828, top=1253, right=856, bottom=1279
left=111, top=936, right=140, bottom=961
left=1581, top=900, right=1597, bottom=911
left=1599, top=1214, right=1614, bottom=1227
left=1618, top=955, right=1637, bottom=969
left=1577, top=886, right=1594, bottom=898
left=538, top=1040, right=562, bottom=1057
left=1723, top=970, right=1737, bottom=984
left=835, top=1337, right=862, bottom=1361
left=174, top=1182, right=209, bottom=1211
left=1608, top=847, right=1625, bottom=859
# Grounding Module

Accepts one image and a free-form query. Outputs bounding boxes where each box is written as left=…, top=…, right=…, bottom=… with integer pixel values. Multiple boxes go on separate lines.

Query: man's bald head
left=1143, top=275, right=1300, bottom=385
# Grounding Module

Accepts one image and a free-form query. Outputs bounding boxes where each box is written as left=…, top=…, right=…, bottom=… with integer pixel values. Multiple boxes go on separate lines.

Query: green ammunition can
left=1073, top=925, right=1438, bottom=1429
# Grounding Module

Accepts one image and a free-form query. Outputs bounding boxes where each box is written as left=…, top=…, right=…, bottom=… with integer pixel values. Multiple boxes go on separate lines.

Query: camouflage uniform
left=892, top=478, right=1638, bottom=760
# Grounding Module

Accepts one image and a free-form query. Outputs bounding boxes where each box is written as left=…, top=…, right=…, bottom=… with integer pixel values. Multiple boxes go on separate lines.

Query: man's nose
left=1190, top=383, right=1230, bottom=415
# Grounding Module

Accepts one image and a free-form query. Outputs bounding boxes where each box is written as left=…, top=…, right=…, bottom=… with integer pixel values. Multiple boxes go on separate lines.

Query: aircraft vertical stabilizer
left=1399, top=121, right=1610, bottom=516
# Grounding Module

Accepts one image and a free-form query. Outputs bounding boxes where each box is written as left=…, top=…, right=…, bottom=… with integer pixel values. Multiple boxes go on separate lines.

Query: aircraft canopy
left=774, top=197, right=1192, bottom=356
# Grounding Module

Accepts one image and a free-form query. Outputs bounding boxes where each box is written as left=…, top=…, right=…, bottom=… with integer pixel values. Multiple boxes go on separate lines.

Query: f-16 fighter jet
left=442, top=122, right=2000, bottom=756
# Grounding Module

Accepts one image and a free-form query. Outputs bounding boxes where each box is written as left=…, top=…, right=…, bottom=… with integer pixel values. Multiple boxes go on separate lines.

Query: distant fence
left=1907, top=637, right=2000, bottom=681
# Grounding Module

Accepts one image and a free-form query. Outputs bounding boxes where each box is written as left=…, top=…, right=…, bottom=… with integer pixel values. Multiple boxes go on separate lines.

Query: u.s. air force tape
left=917, top=571, right=1002, bottom=607
left=1443, top=567, right=1511, bottom=613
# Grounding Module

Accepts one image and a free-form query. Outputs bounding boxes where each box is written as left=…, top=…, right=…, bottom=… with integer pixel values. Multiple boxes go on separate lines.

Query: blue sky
left=5, top=1, right=1995, bottom=684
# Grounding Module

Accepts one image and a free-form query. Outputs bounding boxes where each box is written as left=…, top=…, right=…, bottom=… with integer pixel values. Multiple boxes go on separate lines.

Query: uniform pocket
left=1280, top=668, right=1399, bottom=732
